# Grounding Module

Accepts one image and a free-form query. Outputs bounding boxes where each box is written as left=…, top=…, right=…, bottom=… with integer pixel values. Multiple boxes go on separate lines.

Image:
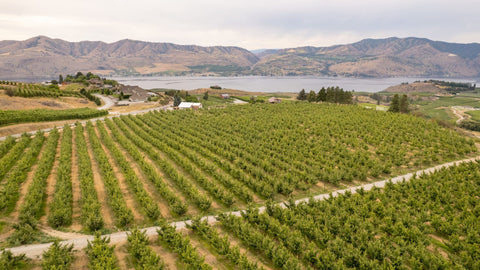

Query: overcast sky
left=0, top=0, right=478, bottom=50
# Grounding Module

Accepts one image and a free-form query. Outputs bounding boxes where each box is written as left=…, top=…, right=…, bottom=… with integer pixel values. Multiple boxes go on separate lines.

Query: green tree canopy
left=400, top=94, right=409, bottom=113
left=388, top=94, right=400, bottom=113
left=307, top=90, right=317, bottom=102
left=174, top=95, right=182, bottom=107
left=297, top=89, right=307, bottom=101
left=317, top=87, right=327, bottom=102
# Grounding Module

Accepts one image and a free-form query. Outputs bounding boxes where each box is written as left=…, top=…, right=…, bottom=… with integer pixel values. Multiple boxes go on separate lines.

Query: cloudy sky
left=0, top=0, right=478, bottom=50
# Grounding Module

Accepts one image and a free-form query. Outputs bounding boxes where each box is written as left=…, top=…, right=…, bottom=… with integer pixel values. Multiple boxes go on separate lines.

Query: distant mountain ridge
left=252, top=37, right=480, bottom=77
left=0, top=36, right=258, bottom=79
left=1, top=36, right=480, bottom=79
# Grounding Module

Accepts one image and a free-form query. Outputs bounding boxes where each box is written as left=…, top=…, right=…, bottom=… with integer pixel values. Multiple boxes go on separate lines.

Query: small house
left=118, top=85, right=150, bottom=102
left=220, top=94, right=230, bottom=99
left=88, top=78, right=104, bottom=88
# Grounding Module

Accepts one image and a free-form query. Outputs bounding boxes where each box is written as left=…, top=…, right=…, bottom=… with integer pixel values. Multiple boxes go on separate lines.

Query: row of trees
left=188, top=217, right=263, bottom=270
left=86, top=122, right=134, bottom=228
left=0, top=102, right=475, bottom=234
left=0, top=108, right=107, bottom=126
left=75, top=123, right=104, bottom=231
left=118, top=115, right=212, bottom=211
left=7, top=160, right=479, bottom=268
left=106, top=118, right=188, bottom=215
left=1, top=82, right=80, bottom=98
left=297, top=86, right=353, bottom=104
left=48, top=126, right=74, bottom=228
left=157, top=219, right=212, bottom=269
left=0, top=132, right=45, bottom=213
left=11, top=129, right=59, bottom=245
left=96, top=121, right=161, bottom=219
left=130, top=115, right=236, bottom=206
left=136, top=114, right=254, bottom=202
left=388, top=94, right=410, bottom=113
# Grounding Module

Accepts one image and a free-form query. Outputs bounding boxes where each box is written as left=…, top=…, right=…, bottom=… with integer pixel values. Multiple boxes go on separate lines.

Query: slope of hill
left=382, top=82, right=445, bottom=94
left=252, top=37, right=480, bottom=77
left=0, top=36, right=259, bottom=79
left=2, top=36, right=480, bottom=78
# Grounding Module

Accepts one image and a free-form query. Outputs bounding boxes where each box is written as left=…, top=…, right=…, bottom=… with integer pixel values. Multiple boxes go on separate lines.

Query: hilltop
left=1, top=36, right=480, bottom=78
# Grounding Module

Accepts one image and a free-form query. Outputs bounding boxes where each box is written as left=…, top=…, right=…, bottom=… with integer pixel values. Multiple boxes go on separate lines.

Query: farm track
left=7, top=155, right=480, bottom=259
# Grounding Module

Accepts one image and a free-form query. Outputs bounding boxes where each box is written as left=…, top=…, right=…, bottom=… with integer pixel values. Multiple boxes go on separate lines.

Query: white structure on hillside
left=178, top=102, right=203, bottom=110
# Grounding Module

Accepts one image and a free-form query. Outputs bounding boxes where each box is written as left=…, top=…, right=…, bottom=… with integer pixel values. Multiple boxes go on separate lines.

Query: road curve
left=6, top=155, right=480, bottom=259
left=451, top=107, right=465, bottom=124
left=94, top=94, right=115, bottom=110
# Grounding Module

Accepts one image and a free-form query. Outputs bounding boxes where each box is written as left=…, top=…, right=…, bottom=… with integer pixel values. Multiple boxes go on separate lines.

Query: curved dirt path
left=94, top=94, right=115, bottom=111
left=452, top=107, right=466, bottom=124
left=6, top=155, right=480, bottom=259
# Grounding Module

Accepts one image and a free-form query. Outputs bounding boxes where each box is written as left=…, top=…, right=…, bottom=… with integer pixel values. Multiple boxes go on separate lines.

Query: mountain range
left=1, top=36, right=480, bottom=79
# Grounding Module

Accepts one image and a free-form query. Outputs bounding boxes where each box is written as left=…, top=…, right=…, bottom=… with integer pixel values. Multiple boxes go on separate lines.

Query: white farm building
left=178, top=102, right=203, bottom=110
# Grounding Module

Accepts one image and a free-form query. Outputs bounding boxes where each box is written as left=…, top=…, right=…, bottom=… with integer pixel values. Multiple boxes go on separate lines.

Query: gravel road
left=94, top=94, right=115, bottom=110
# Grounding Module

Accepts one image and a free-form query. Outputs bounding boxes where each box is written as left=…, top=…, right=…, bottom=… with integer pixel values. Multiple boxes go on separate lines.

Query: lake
left=114, top=76, right=479, bottom=93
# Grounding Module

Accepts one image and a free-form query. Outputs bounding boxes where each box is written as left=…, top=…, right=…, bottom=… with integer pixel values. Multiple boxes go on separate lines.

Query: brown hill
left=381, top=82, right=445, bottom=94
left=0, top=36, right=259, bottom=79
left=2, top=36, right=480, bottom=79
left=252, top=37, right=480, bottom=77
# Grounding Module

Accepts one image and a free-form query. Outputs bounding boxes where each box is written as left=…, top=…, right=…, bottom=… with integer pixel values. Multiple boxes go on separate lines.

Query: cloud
left=0, top=0, right=479, bottom=49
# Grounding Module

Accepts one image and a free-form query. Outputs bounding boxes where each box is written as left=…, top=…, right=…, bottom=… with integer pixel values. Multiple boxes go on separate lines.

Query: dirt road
left=94, top=94, right=115, bottom=110
left=452, top=107, right=466, bottom=124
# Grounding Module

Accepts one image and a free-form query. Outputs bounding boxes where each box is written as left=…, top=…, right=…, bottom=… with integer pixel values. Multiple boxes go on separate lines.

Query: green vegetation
left=62, top=71, right=104, bottom=85
left=421, top=79, right=476, bottom=93
left=79, top=88, right=101, bottom=106
left=459, top=120, right=480, bottom=131
left=0, top=108, right=108, bottom=126
left=86, top=233, right=118, bottom=269
left=127, top=228, right=165, bottom=269
left=1, top=100, right=479, bottom=268
left=188, top=217, right=263, bottom=269
left=86, top=122, right=134, bottom=228
left=0, top=134, right=31, bottom=181
left=11, top=129, right=59, bottom=244
left=48, top=126, right=73, bottom=228
left=0, top=103, right=475, bottom=236
left=0, top=250, right=29, bottom=270
left=107, top=118, right=188, bottom=216
left=157, top=219, right=212, bottom=270
left=216, top=160, right=480, bottom=269
left=0, top=132, right=45, bottom=213
left=74, top=123, right=104, bottom=231
left=413, top=95, right=480, bottom=123
left=466, top=109, right=480, bottom=121
left=0, top=81, right=81, bottom=98
left=298, top=86, right=353, bottom=104
left=41, top=241, right=74, bottom=269
left=96, top=121, right=160, bottom=220
left=388, top=94, right=409, bottom=113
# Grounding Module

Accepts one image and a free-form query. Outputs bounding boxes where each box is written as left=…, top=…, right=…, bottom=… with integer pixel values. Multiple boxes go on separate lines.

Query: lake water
left=114, top=76, right=479, bottom=93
